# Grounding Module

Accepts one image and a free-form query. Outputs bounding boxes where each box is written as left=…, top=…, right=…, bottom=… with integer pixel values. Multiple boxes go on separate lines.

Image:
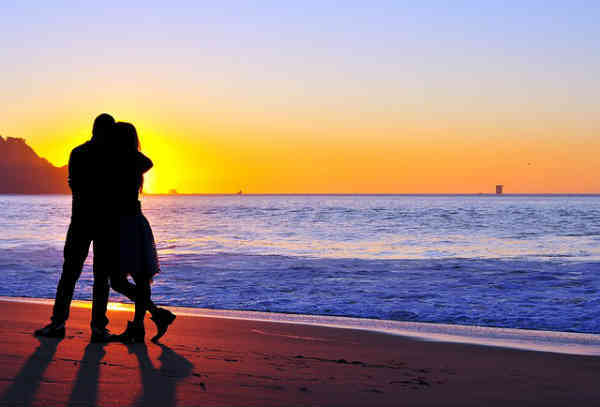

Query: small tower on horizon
left=496, top=185, right=504, bottom=195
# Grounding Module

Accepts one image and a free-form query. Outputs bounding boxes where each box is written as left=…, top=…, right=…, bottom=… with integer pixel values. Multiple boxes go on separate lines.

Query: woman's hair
left=114, top=121, right=140, bottom=152
left=114, top=121, right=144, bottom=191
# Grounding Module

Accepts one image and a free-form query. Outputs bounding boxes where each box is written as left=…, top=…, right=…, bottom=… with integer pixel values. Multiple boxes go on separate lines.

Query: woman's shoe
left=150, top=308, right=176, bottom=342
left=116, top=321, right=145, bottom=343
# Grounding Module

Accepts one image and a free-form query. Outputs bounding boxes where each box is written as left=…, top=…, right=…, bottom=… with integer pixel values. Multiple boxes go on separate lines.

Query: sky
left=1, top=1, right=599, bottom=193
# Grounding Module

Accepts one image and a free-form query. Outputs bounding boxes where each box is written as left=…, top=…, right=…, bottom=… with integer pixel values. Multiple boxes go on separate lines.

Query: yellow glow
left=71, top=300, right=135, bottom=312
left=9, top=107, right=600, bottom=194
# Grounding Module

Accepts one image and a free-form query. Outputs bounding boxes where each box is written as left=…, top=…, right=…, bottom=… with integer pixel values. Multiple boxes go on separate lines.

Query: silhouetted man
left=35, top=113, right=116, bottom=342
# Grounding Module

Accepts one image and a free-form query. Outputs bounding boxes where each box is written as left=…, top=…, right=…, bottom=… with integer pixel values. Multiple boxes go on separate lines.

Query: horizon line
left=146, top=192, right=600, bottom=196
left=1, top=192, right=599, bottom=197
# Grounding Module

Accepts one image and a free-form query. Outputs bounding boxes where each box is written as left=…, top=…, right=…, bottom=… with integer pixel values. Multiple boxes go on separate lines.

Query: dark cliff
left=0, top=135, right=69, bottom=194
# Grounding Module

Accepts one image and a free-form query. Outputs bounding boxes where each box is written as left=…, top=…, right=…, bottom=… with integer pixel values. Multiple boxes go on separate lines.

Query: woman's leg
left=116, top=275, right=150, bottom=343
left=133, top=276, right=151, bottom=326
left=110, top=272, right=158, bottom=315
left=113, top=271, right=174, bottom=342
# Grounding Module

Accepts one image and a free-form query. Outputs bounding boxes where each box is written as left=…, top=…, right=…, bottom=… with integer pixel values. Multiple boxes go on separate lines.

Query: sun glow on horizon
left=20, top=116, right=600, bottom=195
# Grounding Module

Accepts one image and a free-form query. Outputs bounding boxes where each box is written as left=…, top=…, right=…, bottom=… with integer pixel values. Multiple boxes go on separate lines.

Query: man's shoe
left=116, top=321, right=145, bottom=344
left=150, top=308, right=176, bottom=343
left=34, top=322, right=65, bottom=338
left=90, top=327, right=117, bottom=343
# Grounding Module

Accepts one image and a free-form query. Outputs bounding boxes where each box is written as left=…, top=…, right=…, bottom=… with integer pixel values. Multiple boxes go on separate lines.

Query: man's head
left=91, top=113, right=115, bottom=144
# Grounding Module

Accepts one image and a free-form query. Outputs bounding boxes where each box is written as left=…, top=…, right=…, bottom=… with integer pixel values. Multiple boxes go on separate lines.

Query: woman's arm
left=137, top=152, right=154, bottom=174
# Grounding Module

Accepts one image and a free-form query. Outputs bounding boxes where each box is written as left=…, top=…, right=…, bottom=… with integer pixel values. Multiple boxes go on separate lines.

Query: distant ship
left=168, top=189, right=178, bottom=195
left=237, top=190, right=243, bottom=195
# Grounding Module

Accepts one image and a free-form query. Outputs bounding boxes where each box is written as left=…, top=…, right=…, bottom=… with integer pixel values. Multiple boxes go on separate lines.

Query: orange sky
left=1, top=3, right=599, bottom=194
left=5, top=106, right=598, bottom=194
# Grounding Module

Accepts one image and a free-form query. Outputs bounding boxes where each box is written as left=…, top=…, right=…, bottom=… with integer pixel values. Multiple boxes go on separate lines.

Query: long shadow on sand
left=128, top=343, right=193, bottom=406
left=67, top=341, right=107, bottom=406
left=0, top=336, right=63, bottom=407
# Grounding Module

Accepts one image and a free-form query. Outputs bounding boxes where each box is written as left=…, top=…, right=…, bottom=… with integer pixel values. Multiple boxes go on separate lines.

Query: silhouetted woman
left=113, top=122, right=175, bottom=343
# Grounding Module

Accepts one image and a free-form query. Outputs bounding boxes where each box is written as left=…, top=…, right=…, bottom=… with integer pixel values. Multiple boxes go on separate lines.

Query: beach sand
left=0, top=300, right=598, bottom=406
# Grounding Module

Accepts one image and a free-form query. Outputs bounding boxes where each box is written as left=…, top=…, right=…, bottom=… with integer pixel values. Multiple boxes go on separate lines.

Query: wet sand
left=0, top=299, right=598, bottom=406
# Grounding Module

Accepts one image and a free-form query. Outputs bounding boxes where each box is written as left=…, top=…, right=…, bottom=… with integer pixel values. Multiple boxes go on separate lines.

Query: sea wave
left=0, top=245, right=598, bottom=334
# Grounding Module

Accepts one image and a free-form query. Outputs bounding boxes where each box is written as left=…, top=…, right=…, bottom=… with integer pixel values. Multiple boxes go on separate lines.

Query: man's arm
left=67, top=144, right=90, bottom=193
left=67, top=149, right=78, bottom=191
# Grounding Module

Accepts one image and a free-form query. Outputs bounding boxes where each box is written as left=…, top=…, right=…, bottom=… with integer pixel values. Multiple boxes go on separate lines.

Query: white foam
left=5, top=296, right=600, bottom=356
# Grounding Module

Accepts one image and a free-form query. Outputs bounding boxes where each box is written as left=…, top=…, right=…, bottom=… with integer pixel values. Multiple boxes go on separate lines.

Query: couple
left=35, top=113, right=175, bottom=343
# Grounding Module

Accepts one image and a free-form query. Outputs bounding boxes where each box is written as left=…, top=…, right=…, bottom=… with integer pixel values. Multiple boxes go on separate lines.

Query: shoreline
left=3, top=296, right=599, bottom=356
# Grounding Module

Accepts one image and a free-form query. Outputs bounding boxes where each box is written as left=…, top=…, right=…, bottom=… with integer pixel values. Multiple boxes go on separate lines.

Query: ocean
left=0, top=194, right=598, bottom=334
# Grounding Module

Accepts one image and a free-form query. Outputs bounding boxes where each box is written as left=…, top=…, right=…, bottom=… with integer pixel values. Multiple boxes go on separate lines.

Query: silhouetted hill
left=0, top=135, right=69, bottom=194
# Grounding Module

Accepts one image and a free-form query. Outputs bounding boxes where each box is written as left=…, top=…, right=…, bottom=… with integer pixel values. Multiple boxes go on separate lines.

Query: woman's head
left=114, top=121, right=144, bottom=191
left=114, top=121, right=140, bottom=152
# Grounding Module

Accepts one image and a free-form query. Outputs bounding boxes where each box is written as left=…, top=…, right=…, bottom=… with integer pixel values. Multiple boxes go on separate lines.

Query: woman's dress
left=117, top=152, right=160, bottom=279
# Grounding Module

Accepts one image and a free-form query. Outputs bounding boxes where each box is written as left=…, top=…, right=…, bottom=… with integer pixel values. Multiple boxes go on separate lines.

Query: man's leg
left=36, top=220, right=91, bottom=337
left=51, top=220, right=92, bottom=325
left=89, top=230, right=123, bottom=342
left=90, top=241, right=110, bottom=332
